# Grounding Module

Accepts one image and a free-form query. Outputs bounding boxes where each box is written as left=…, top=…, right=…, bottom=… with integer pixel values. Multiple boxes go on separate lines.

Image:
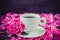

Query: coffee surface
left=24, top=16, right=35, bottom=18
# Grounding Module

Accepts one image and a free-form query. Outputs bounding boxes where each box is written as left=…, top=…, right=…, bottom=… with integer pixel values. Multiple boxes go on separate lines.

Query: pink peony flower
left=33, top=37, right=41, bottom=40
left=1, top=16, right=11, bottom=24
left=42, top=29, right=53, bottom=40
left=54, top=20, right=60, bottom=26
left=54, top=14, right=60, bottom=20
left=20, top=37, right=26, bottom=40
left=51, top=25, right=60, bottom=40
left=40, top=13, right=54, bottom=24
left=20, top=23, right=25, bottom=32
left=51, top=20, right=60, bottom=40
left=2, top=13, right=60, bottom=40
left=43, top=24, right=51, bottom=29
left=0, top=26, right=5, bottom=31
left=54, top=35, right=60, bottom=40
left=6, top=20, right=25, bottom=35
left=7, top=23, right=20, bottom=34
left=10, top=37, right=18, bottom=40
left=51, top=26, right=60, bottom=35
left=1, top=12, right=25, bottom=35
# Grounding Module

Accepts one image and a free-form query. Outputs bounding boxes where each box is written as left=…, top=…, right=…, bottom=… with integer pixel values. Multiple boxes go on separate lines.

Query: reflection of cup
left=20, top=13, right=46, bottom=32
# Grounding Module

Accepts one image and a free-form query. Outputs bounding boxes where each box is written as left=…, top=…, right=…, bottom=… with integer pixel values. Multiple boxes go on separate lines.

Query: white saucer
left=20, top=26, right=46, bottom=38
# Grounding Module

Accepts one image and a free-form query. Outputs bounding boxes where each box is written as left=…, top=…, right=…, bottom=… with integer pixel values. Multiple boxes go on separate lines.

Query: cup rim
left=20, top=13, right=40, bottom=19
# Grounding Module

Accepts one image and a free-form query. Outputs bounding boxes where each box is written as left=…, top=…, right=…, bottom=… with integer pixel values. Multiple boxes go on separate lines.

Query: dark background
left=0, top=0, right=60, bottom=17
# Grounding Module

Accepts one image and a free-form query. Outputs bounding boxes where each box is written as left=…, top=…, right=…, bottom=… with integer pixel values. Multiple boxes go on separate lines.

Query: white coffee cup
left=20, top=13, right=46, bottom=32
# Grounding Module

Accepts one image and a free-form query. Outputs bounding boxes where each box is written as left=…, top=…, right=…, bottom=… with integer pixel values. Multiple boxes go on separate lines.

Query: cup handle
left=40, top=17, right=46, bottom=26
